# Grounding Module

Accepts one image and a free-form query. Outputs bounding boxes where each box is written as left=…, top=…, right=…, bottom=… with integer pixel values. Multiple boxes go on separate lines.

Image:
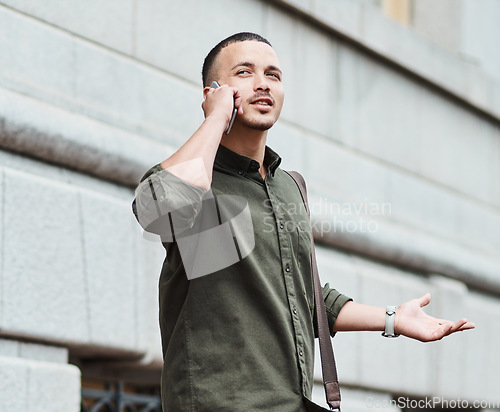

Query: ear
left=203, top=86, right=212, bottom=99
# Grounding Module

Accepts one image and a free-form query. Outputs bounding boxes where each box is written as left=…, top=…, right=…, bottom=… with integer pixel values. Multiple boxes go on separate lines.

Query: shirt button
left=285, top=265, right=290, bottom=273
left=238, top=170, right=243, bottom=175
left=279, top=223, right=284, bottom=229
left=299, top=350, right=303, bottom=356
left=293, top=307, right=297, bottom=315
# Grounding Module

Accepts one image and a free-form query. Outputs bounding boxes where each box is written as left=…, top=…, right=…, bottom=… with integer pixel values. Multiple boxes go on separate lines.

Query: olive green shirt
left=132, top=145, right=351, bottom=412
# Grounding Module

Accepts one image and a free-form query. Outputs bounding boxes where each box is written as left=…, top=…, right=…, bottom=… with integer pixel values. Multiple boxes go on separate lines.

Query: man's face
left=213, top=40, right=284, bottom=131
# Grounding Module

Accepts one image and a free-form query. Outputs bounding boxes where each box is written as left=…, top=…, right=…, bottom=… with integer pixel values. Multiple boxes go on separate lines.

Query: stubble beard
left=239, top=112, right=277, bottom=131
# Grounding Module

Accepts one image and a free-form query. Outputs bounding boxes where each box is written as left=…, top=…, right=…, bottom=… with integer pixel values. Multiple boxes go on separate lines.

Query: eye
left=267, top=72, right=281, bottom=80
left=237, top=69, right=250, bottom=76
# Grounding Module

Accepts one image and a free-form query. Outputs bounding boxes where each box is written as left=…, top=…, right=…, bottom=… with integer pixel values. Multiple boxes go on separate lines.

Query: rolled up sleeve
left=132, top=164, right=207, bottom=238
left=322, top=283, right=352, bottom=337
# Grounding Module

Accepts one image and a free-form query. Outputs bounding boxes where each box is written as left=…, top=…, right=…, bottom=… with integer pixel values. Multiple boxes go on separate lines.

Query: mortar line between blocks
left=77, top=190, right=92, bottom=342
left=0, top=169, right=5, bottom=325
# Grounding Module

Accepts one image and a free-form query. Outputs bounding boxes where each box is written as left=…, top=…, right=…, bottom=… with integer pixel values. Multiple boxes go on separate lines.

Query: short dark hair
left=201, top=32, right=272, bottom=87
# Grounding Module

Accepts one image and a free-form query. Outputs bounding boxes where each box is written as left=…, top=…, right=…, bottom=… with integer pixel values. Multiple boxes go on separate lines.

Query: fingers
left=202, top=85, right=240, bottom=120
left=445, top=321, right=461, bottom=336
left=234, top=93, right=243, bottom=114
left=442, top=322, right=455, bottom=337
left=419, top=293, right=431, bottom=308
left=461, top=321, right=475, bottom=330
left=455, top=319, right=475, bottom=331
left=443, top=318, right=475, bottom=337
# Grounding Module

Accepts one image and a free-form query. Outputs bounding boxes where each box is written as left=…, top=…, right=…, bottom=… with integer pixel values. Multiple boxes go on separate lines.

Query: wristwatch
left=381, top=305, right=400, bottom=338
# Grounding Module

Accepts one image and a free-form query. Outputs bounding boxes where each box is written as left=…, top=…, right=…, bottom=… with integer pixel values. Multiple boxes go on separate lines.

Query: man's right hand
left=202, top=84, right=242, bottom=129
left=158, top=84, right=242, bottom=191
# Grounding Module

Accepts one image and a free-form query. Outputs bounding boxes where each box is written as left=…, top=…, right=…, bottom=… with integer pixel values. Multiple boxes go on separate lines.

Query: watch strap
left=382, top=305, right=399, bottom=338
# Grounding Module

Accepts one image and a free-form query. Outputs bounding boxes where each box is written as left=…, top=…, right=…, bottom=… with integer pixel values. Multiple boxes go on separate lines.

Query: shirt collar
left=215, top=144, right=282, bottom=177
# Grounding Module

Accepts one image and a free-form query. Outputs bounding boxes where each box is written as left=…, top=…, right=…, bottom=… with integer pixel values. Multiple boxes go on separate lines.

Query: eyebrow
left=231, top=62, right=282, bottom=76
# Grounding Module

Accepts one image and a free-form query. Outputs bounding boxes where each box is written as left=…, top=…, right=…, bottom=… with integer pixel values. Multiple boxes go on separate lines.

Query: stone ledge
left=0, top=355, right=81, bottom=412
left=311, top=201, right=500, bottom=296
left=0, top=86, right=170, bottom=188
left=0, top=339, right=68, bottom=364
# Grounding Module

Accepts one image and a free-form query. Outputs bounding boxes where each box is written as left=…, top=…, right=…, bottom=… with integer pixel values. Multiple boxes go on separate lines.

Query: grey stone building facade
left=0, top=0, right=499, bottom=410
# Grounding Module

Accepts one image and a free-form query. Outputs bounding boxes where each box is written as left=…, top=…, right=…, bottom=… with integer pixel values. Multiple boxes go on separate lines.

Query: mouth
left=251, top=97, right=273, bottom=106
left=250, top=97, right=274, bottom=111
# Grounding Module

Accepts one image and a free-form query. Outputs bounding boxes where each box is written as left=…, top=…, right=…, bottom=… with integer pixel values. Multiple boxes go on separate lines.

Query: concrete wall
left=412, top=0, right=500, bottom=84
left=0, top=0, right=498, bottom=410
left=0, top=340, right=80, bottom=412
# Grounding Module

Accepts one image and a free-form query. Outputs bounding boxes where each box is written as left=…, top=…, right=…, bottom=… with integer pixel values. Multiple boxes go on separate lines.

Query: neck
left=220, top=127, right=268, bottom=178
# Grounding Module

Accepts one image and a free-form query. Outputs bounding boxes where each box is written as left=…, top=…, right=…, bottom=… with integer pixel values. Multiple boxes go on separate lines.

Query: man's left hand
left=394, top=293, right=475, bottom=342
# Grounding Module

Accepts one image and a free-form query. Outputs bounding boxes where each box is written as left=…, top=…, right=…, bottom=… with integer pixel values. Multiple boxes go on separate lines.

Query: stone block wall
left=0, top=0, right=498, bottom=409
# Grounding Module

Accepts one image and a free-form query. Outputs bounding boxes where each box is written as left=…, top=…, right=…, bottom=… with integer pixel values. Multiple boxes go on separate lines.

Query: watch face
left=387, top=305, right=397, bottom=315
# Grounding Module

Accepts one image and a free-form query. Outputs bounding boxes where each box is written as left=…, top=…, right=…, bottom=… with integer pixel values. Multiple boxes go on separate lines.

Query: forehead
left=216, top=41, right=281, bottom=72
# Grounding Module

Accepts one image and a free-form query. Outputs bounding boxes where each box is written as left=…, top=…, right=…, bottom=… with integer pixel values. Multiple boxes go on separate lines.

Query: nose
left=254, top=73, right=270, bottom=91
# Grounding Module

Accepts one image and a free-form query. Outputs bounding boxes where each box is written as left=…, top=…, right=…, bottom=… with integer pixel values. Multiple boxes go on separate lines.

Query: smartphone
left=211, top=81, right=238, bottom=135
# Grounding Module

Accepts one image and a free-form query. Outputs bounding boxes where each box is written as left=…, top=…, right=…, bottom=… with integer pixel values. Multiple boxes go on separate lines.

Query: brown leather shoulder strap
left=286, top=171, right=341, bottom=411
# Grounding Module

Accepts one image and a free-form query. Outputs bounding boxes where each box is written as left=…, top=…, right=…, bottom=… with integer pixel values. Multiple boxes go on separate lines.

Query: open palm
left=394, top=293, right=475, bottom=342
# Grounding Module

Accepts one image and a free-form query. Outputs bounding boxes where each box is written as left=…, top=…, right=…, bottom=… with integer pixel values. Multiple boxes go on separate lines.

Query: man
left=133, top=32, right=474, bottom=412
